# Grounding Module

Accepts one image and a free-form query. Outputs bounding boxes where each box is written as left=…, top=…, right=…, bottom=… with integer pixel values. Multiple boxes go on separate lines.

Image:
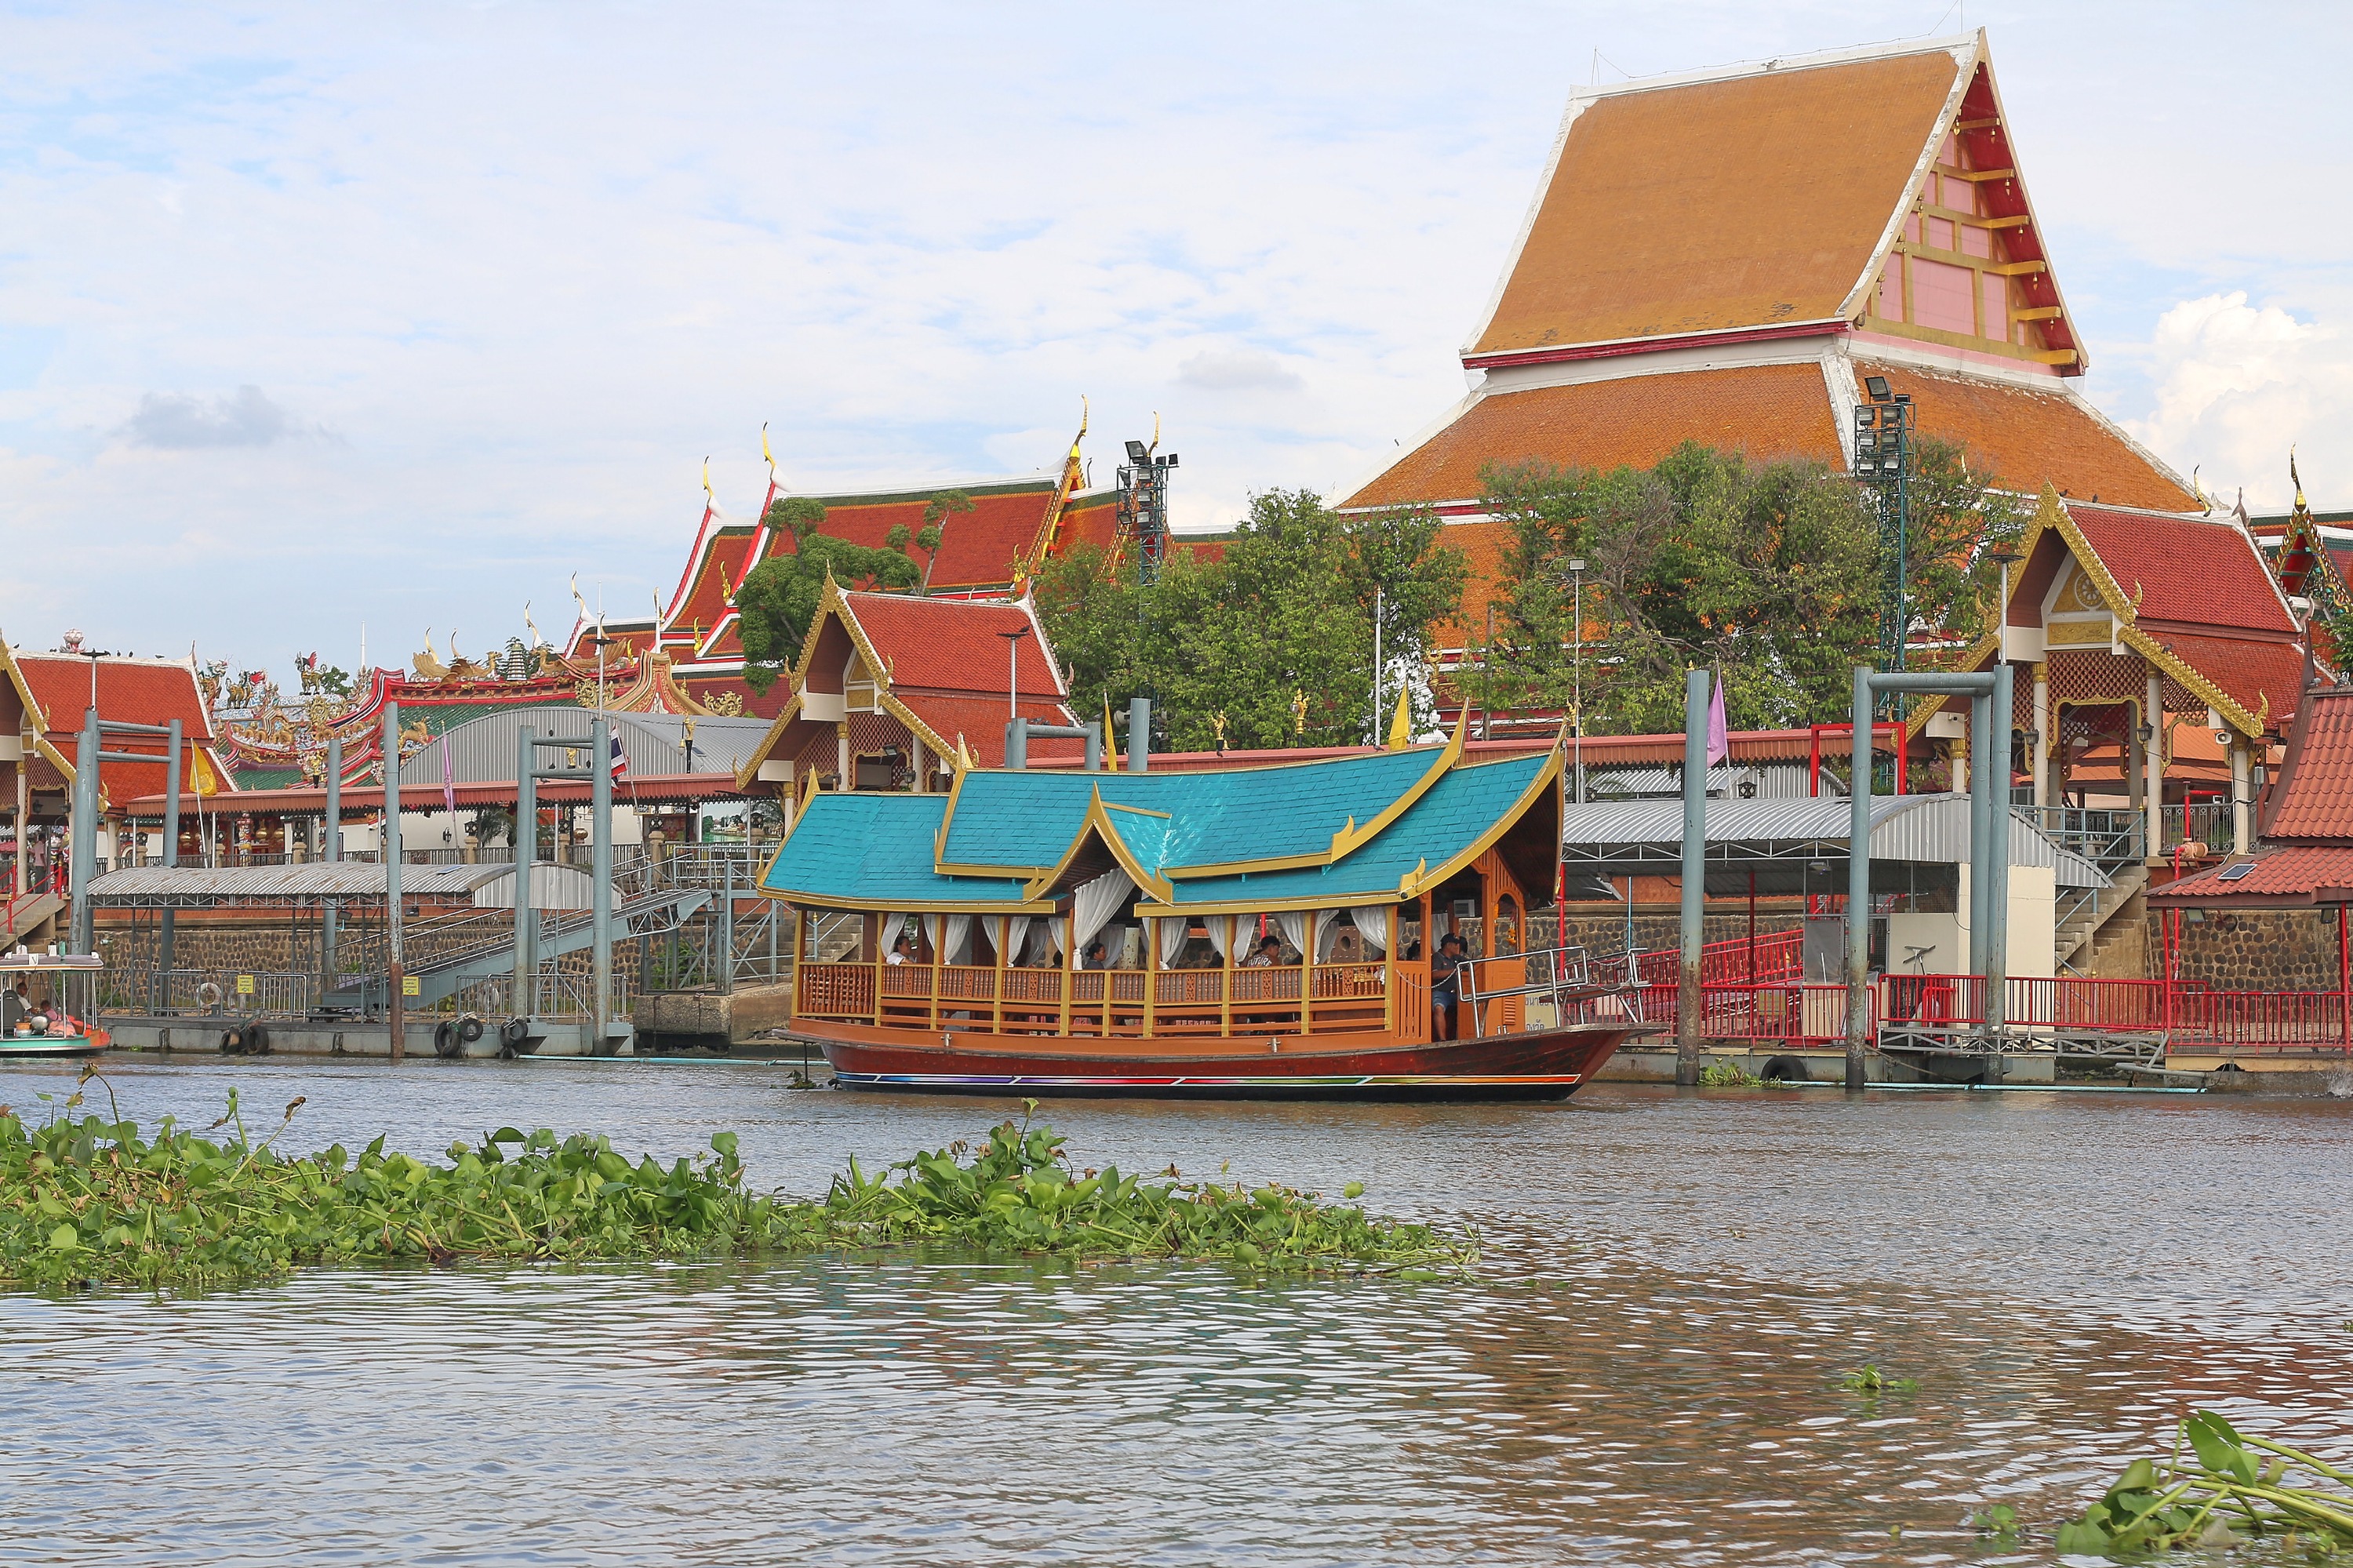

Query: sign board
left=236, top=974, right=255, bottom=995
left=402, top=976, right=420, bottom=997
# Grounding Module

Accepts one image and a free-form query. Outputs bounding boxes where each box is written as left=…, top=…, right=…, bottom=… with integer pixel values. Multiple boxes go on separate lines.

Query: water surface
left=4, top=1057, right=2349, bottom=1563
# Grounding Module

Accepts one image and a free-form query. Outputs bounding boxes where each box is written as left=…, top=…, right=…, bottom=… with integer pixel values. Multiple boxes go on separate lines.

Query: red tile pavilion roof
left=13, top=653, right=229, bottom=805
left=2262, top=684, right=2353, bottom=842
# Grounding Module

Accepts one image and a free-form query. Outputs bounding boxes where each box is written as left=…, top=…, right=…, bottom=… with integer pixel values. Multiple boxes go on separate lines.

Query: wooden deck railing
left=800, top=959, right=1404, bottom=1039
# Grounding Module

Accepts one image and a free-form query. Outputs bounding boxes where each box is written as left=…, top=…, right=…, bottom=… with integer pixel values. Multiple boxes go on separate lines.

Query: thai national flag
left=609, top=734, right=630, bottom=780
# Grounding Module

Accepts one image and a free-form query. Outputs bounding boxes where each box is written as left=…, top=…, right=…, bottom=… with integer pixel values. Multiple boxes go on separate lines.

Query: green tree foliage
left=1032, top=490, right=1465, bottom=753
left=917, top=489, right=976, bottom=595
left=735, top=497, right=922, bottom=693
left=1899, top=435, right=2030, bottom=654
left=1476, top=444, right=1885, bottom=733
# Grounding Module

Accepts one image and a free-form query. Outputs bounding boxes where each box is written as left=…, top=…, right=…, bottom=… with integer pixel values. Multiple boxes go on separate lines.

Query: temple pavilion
left=1340, top=30, right=2198, bottom=658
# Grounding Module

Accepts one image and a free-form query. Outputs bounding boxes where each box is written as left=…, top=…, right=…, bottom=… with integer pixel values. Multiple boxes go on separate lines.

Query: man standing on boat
left=1431, top=933, right=1469, bottom=1041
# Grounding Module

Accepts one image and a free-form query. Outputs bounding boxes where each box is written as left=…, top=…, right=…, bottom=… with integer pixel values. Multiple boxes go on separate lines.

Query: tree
left=735, top=497, right=922, bottom=693
left=1478, top=444, right=1885, bottom=733
left=1032, top=489, right=1465, bottom=754
left=917, top=490, right=976, bottom=595
left=1896, top=435, right=2030, bottom=658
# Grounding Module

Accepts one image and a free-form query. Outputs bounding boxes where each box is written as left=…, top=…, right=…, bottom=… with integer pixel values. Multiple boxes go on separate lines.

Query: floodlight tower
left=1114, top=434, right=1178, bottom=585
left=1853, top=374, right=1916, bottom=708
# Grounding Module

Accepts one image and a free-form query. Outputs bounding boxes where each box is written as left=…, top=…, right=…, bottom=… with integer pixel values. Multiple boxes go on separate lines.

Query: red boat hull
left=795, top=1020, right=1647, bottom=1101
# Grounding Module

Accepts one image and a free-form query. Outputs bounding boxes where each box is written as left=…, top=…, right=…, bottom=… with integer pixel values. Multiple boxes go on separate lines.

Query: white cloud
left=1176, top=350, right=1304, bottom=395
left=121, top=384, right=315, bottom=449
left=2119, top=293, right=2353, bottom=511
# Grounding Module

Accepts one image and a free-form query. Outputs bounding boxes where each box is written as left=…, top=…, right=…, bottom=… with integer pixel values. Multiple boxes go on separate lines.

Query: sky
left=2, top=1, right=2347, bottom=680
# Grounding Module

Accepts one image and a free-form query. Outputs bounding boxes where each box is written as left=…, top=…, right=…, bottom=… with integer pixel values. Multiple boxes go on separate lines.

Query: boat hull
left=0, top=1029, right=109, bottom=1060
left=798, top=1020, right=1646, bottom=1101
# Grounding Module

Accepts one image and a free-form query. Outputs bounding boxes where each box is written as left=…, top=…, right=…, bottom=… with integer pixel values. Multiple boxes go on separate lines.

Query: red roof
left=14, top=653, right=225, bottom=805
left=897, top=693, right=1082, bottom=767
left=2149, top=845, right=2353, bottom=906
left=842, top=593, right=1065, bottom=697
left=2263, top=684, right=2353, bottom=842
left=2067, top=504, right=2296, bottom=634
left=2139, top=631, right=2308, bottom=733
left=769, top=486, right=1056, bottom=593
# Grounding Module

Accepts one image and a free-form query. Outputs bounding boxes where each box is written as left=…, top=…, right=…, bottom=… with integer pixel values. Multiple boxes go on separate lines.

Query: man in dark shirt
left=1430, top=933, right=1469, bottom=1041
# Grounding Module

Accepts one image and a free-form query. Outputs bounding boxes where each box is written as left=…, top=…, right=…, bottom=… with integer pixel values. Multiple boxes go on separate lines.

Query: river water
left=3, top=1057, right=2350, bottom=1564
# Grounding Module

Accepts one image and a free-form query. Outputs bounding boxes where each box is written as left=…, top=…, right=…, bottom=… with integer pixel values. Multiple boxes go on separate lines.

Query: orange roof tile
left=841, top=592, right=1064, bottom=697
left=772, top=486, right=1056, bottom=592
left=1472, top=49, right=1962, bottom=358
left=1346, top=363, right=1840, bottom=509
left=896, top=693, right=1082, bottom=766
left=2151, top=844, right=2353, bottom=905
left=2067, top=504, right=2295, bottom=635
left=1862, top=363, right=2195, bottom=511
left=14, top=654, right=226, bottom=804
left=2262, top=684, right=2353, bottom=842
left=2140, top=631, right=2307, bottom=733
left=1434, top=519, right=1518, bottom=651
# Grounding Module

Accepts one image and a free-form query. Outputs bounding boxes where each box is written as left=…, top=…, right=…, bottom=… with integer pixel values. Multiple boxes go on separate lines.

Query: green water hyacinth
left=1, top=1092, right=1469, bottom=1290
left=2057, top=1411, right=2353, bottom=1556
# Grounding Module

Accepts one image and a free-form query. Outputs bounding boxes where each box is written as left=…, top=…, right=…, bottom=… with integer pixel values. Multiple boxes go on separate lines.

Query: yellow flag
left=191, top=745, right=220, bottom=797
left=1102, top=697, right=1119, bottom=770
left=1386, top=685, right=1413, bottom=751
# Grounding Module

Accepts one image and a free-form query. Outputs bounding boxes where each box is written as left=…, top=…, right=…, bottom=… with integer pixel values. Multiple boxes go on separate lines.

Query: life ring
left=458, top=1015, right=485, bottom=1043
left=196, top=981, right=224, bottom=1010
left=433, top=1020, right=462, bottom=1059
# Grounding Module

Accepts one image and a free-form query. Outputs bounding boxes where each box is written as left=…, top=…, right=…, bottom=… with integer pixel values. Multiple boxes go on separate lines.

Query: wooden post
left=1383, top=904, right=1396, bottom=1035
left=1300, top=911, right=1315, bottom=1036
left=1144, top=917, right=1157, bottom=1039
left=1219, top=916, right=1234, bottom=1038
left=2340, top=906, right=2349, bottom=1058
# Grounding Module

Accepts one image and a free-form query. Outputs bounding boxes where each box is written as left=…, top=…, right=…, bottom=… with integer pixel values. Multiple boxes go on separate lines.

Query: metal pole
left=591, top=715, right=613, bottom=1053
left=383, top=700, right=404, bottom=1061
left=1371, top=585, right=1382, bottom=744
left=322, top=733, right=340, bottom=1001
left=720, top=860, right=735, bottom=996
left=1128, top=697, right=1150, bottom=773
left=71, top=708, right=97, bottom=953
left=1675, top=668, right=1707, bottom=1086
left=1968, top=692, right=1991, bottom=982
left=160, top=719, right=181, bottom=979
left=1986, top=667, right=2012, bottom=1042
left=1845, top=666, right=1874, bottom=1092
left=515, top=726, right=536, bottom=1020
left=1573, top=568, right=1585, bottom=805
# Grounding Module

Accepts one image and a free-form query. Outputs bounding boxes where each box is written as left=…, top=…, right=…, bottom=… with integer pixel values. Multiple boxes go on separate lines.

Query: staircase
left=2057, top=860, right=2148, bottom=973
left=2, top=892, right=63, bottom=949
left=330, top=888, right=712, bottom=1010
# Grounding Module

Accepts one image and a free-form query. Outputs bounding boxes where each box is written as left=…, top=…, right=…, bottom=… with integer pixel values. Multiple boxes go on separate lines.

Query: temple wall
left=2173, top=910, right=2348, bottom=992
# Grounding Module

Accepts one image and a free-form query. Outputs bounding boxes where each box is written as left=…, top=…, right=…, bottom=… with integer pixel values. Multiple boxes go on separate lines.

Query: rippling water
left=4, top=1057, right=2350, bottom=1564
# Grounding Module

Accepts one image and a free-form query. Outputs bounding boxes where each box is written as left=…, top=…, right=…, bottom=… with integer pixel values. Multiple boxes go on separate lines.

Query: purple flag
left=1705, top=675, right=1729, bottom=766
left=441, top=738, right=456, bottom=817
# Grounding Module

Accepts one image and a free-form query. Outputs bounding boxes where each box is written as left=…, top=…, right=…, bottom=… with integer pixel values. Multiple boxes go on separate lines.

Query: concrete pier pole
left=1676, top=668, right=1708, bottom=1087
left=383, top=702, right=403, bottom=1063
left=1845, top=668, right=1873, bottom=1093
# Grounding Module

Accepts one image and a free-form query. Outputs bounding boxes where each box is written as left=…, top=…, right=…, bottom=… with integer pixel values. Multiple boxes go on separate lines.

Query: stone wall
left=2174, top=909, right=2348, bottom=991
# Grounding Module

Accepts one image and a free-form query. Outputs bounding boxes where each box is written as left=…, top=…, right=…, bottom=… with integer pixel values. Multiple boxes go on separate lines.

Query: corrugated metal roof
left=1558, top=792, right=2108, bottom=888
left=86, top=860, right=614, bottom=907
left=396, top=708, right=774, bottom=786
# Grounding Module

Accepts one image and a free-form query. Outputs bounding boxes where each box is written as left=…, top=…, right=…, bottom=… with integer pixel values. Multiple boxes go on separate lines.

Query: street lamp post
left=1568, top=558, right=1587, bottom=805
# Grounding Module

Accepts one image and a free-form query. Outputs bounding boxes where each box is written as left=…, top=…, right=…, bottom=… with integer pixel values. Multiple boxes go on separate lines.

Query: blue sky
left=2, top=2, right=2346, bottom=678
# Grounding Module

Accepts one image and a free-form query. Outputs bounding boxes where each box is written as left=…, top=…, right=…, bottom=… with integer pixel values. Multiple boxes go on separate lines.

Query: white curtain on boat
left=1002, top=915, right=1035, bottom=966
left=1203, top=915, right=1238, bottom=966
left=922, top=913, right=974, bottom=965
left=1316, top=912, right=1349, bottom=962
left=1155, top=915, right=1189, bottom=969
left=1275, top=910, right=1311, bottom=966
left=982, top=915, right=1009, bottom=966
left=1351, top=905, right=1391, bottom=955
left=1068, top=868, right=1133, bottom=962
left=1046, top=915, right=1068, bottom=966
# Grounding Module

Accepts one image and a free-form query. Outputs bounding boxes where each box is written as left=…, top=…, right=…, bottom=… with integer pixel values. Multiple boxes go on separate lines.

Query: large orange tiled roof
left=1861, top=363, right=2195, bottom=511
left=1346, top=363, right=1840, bottom=510
left=1471, top=49, right=1962, bottom=358
left=773, top=487, right=1056, bottom=592
left=841, top=592, right=1064, bottom=697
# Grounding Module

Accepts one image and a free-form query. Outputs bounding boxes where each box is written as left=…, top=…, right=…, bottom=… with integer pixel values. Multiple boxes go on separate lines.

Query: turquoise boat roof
left=935, top=744, right=1445, bottom=871
left=1164, top=753, right=1551, bottom=905
left=758, top=791, right=1032, bottom=909
left=759, top=737, right=1561, bottom=915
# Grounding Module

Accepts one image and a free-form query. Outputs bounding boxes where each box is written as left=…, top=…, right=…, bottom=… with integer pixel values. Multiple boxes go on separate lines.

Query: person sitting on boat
left=1081, top=938, right=1109, bottom=970
left=886, top=933, right=914, bottom=967
left=1239, top=934, right=1283, bottom=968
left=1431, top=933, right=1470, bottom=1041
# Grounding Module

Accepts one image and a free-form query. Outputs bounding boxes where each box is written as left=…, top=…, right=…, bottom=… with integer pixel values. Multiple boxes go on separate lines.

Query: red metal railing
left=2167, top=988, right=2351, bottom=1052
left=1628, top=928, right=1805, bottom=987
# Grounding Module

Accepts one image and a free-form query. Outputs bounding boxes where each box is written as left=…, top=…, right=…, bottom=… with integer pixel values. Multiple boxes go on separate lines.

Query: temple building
left=1340, top=31, right=2198, bottom=654
left=575, top=413, right=1121, bottom=718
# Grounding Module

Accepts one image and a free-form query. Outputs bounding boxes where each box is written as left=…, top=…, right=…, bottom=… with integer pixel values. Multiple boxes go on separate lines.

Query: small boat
left=758, top=709, right=1653, bottom=1101
left=0, top=949, right=111, bottom=1058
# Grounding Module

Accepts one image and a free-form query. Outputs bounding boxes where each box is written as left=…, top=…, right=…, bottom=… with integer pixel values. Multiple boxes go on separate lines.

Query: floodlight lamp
left=1864, top=375, right=1893, bottom=402
left=1125, top=439, right=1149, bottom=463
left=1857, top=431, right=1878, bottom=454
left=1893, top=393, right=1912, bottom=406
left=1854, top=406, right=1877, bottom=427
left=1163, top=453, right=1179, bottom=467
left=1567, top=558, right=1587, bottom=573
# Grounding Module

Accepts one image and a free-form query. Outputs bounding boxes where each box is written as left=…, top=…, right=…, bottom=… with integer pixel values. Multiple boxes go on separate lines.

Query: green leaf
left=1343, top=1181, right=1365, bottom=1200
left=2118, top=1458, right=2157, bottom=1491
left=47, top=1223, right=81, bottom=1252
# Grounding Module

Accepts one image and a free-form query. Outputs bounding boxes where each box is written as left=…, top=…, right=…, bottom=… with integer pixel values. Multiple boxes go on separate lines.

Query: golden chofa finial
left=2292, top=446, right=2308, bottom=511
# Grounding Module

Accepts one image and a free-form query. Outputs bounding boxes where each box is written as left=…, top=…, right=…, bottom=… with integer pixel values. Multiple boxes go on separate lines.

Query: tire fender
left=433, top=1020, right=462, bottom=1059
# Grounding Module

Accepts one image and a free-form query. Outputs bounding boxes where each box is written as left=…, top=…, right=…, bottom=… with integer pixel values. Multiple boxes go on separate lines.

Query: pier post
left=1984, top=665, right=2013, bottom=1063
left=591, top=715, right=613, bottom=1052
left=383, top=701, right=403, bottom=1062
left=1676, top=668, right=1707, bottom=1086
left=161, top=719, right=182, bottom=981
left=1845, top=668, right=1872, bottom=1092
left=514, top=726, right=536, bottom=1018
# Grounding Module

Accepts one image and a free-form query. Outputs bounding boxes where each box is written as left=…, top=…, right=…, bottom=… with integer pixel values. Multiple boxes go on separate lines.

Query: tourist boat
left=757, top=719, right=1650, bottom=1101
left=0, top=949, right=111, bottom=1058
